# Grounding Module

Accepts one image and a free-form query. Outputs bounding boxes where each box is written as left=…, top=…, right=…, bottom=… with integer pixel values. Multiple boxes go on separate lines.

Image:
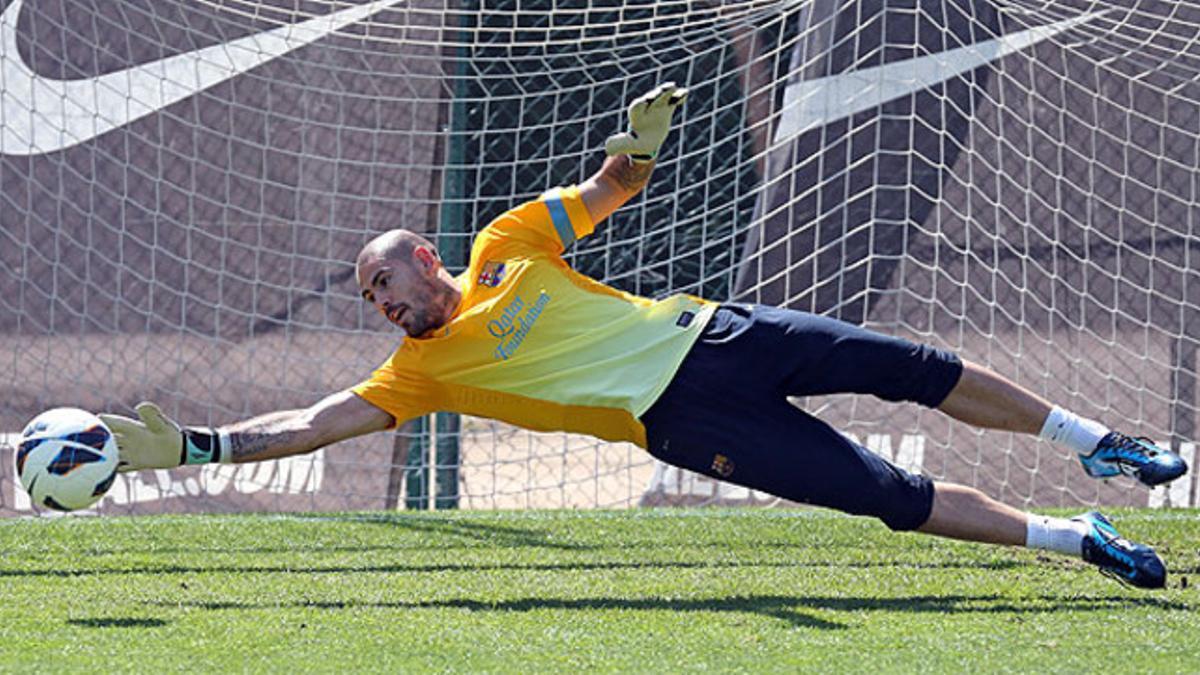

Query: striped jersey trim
left=543, top=192, right=576, bottom=248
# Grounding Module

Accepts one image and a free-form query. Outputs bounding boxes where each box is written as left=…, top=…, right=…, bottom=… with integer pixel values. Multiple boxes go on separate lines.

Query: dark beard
left=408, top=283, right=457, bottom=337
left=407, top=310, right=438, bottom=337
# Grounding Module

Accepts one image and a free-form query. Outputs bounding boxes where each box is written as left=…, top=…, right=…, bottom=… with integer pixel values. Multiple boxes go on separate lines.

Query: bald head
left=356, top=229, right=435, bottom=277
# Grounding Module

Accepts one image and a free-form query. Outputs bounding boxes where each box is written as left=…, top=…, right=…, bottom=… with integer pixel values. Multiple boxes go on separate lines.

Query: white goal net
left=2, top=0, right=1199, bottom=515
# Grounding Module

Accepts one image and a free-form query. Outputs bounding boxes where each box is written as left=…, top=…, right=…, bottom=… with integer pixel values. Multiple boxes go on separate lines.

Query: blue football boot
left=1073, top=511, right=1166, bottom=589
left=1078, top=432, right=1188, bottom=487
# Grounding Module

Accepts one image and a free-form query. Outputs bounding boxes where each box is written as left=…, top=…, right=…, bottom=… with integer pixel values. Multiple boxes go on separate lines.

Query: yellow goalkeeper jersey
left=351, top=185, right=716, bottom=448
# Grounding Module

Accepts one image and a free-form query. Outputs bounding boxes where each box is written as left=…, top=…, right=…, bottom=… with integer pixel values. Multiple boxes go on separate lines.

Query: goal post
left=2, top=0, right=1199, bottom=516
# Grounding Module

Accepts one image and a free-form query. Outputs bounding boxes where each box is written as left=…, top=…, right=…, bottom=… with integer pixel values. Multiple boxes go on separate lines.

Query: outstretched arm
left=222, top=390, right=393, bottom=463
left=580, top=82, right=688, bottom=226
left=99, top=390, right=394, bottom=472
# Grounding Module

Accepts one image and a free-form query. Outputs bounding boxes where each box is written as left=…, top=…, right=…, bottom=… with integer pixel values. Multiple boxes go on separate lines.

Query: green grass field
left=0, top=508, right=1197, bottom=672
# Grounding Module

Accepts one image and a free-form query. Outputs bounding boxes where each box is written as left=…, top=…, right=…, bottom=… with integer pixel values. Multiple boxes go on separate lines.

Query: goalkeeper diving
left=102, top=83, right=1188, bottom=589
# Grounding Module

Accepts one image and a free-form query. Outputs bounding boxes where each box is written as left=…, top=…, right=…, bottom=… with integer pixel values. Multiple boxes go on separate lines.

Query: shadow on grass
left=0, top=557, right=1028, bottom=579
left=66, top=617, right=169, bottom=628
left=147, top=593, right=1192, bottom=630
left=331, top=513, right=592, bottom=551
left=0, top=538, right=870, bottom=560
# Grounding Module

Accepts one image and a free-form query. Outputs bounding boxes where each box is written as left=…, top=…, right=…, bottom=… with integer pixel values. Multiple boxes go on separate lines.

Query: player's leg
left=937, top=360, right=1187, bottom=486
left=733, top=303, right=1188, bottom=487
left=932, top=360, right=1049, bottom=435
left=642, top=378, right=1168, bottom=588
left=919, top=481, right=1166, bottom=588
left=916, top=481, right=1026, bottom=545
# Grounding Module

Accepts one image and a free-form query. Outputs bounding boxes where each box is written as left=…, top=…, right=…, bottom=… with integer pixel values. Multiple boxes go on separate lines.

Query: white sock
left=1039, top=406, right=1110, bottom=455
left=1025, top=515, right=1090, bottom=557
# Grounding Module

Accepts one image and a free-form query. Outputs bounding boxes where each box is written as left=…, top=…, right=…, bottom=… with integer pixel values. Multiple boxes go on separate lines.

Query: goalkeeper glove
left=604, top=82, right=689, bottom=163
left=98, top=402, right=230, bottom=473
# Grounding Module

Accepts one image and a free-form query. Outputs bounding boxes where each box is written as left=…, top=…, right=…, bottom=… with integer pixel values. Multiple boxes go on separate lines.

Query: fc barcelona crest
left=711, top=453, right=735, bottom=478
left=478, top=260, right=507, bottom=287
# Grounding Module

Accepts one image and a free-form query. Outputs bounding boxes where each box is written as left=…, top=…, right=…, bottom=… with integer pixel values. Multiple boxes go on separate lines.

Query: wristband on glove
left=182, top=428, right=233, bottom=465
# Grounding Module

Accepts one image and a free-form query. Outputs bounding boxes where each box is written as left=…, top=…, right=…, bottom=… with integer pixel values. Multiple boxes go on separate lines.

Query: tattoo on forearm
left=224, top=410, right=307, bottom=461
left=611, top=155, right=654, bottom=192
left=229, top=430, right=288, bottom=461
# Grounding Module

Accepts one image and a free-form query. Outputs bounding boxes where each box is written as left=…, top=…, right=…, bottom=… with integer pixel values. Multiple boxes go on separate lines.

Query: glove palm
left=604, top=82, right=688, bottom=161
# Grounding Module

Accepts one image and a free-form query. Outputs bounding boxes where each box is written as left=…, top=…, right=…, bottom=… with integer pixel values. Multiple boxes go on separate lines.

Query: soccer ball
left=15, top=408, right=120, bottom=512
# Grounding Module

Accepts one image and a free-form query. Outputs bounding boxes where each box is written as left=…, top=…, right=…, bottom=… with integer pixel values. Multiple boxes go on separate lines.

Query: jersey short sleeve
left=350, top=359, right=435, bottom=427
left=470, top=185, right=595, bottom=260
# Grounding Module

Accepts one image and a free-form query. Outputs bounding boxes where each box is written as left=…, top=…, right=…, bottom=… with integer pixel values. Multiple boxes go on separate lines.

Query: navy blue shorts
left=640, top=304, right=963, bottom=531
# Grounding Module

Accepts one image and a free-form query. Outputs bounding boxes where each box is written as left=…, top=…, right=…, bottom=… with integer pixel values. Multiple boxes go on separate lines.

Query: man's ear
left=412, top=246, right=440, bottom=274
